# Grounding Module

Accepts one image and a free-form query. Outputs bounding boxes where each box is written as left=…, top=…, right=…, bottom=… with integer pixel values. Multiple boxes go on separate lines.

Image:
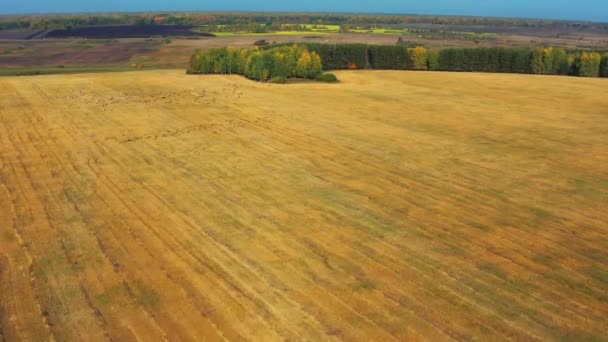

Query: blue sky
left=1, top=0, right=607, bottom=22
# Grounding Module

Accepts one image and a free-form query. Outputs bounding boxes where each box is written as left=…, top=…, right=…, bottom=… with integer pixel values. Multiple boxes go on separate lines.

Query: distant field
left=0, top=25, right=215, bottom=40
left=0, top=64, right=138, bottom=76
left=210, top=24, right=340, bottom=36
left=0, top=40, right=163, bottom=69
left=0, top=70, right=607, bottom=340
left=350, top=28, right=405, bottom=34
left=0, top=34, right=401, bottom=72
left=298, top=24, right=341, bottom=33
left=209, top=31, right=328, bottom=36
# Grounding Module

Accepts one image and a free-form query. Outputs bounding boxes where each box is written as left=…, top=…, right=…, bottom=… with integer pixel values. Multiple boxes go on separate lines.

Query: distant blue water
left=1, top=0, right=607, bottom=22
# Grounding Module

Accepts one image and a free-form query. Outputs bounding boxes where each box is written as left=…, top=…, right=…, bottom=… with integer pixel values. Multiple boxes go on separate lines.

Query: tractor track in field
left=8, top=85, right=106, bottom=340
left=0, top=86, right=57, bottom=340
left=28, top=83, right=227, bottom=340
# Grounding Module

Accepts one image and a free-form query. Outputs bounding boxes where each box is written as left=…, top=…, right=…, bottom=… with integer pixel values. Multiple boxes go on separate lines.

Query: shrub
left=16, top=70, right=42, bottom=76
left=316, top=73, right=339, bottom=83
left=270, top=76, right=287, bottom=84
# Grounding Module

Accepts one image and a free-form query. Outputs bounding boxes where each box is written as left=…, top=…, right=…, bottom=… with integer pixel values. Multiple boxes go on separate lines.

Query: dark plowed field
left=0, top=30, right=47, bottom=40
left=0, top=41, right=161, bottom=67
left=45, top=25, right=216, bottom=39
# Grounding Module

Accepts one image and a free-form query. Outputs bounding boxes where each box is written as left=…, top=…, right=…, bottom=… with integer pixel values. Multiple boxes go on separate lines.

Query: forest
left=188, top=45, right=325, bottom=82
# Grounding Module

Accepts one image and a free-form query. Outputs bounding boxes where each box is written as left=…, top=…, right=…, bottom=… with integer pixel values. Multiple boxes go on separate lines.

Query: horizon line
left=1, top=10, right=607, bottom=25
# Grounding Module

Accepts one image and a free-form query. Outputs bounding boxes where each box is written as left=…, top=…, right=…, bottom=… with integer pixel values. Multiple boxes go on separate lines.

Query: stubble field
left=0, top=70, right=607, bottom=341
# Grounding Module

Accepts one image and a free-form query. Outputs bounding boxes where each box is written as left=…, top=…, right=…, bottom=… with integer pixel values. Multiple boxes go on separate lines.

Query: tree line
left=188, top=45, right=323, bottom=82
left=188, top=43, right=608, bottom=81
left=3, top=13, right=608, bottom=33
left=297, top=43, right=608, bottom=78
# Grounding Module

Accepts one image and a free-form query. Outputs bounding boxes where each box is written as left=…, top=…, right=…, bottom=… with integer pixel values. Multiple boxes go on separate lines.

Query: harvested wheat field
left=0, top=70, right=607, bottom=341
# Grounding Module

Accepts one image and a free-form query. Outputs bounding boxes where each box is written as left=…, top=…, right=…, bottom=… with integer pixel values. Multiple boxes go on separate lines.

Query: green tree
left=542, top=47, right=554, bottom=74
left=367, top=45, right=410, bottom=69
left=511, top=48, right=533, bottom=74
left=272, top=51, right=289, bottom=78
left=531, top=48, right=545, bottom=74
left=599, top=55, right=608, bottom=77
left=309, top=51, right=323, bottom=78
left=294, top=49, right=322, bottom=79
left=296, top=49, right=313, bottom=78
left=552, top=48, right=570, bottom=75
left=426, top=50, right=439, bottom=71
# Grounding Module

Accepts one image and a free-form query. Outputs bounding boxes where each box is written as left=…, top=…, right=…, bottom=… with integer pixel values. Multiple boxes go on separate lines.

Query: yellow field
left=1, top=70, right=607, bottom=341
